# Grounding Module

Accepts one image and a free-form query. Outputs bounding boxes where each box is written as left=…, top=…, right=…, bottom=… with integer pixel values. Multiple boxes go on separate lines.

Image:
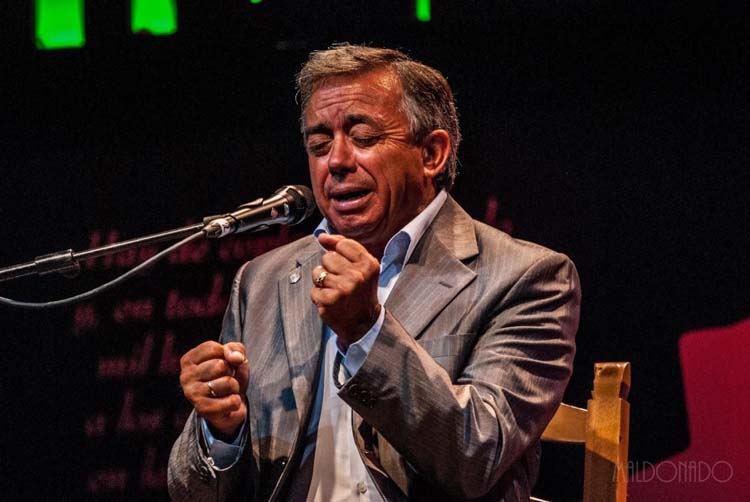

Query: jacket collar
left=384, top=196, right=478, bottom=338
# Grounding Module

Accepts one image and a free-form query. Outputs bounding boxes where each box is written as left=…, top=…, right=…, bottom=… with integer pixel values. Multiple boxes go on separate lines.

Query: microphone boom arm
left=0, top=221, right=206, bottom=283
left=0, top=185, right=316, bottom=284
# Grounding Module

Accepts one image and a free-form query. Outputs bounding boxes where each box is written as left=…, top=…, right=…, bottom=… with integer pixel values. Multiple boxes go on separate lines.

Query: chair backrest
left=538, top=362, right=631, bottom=502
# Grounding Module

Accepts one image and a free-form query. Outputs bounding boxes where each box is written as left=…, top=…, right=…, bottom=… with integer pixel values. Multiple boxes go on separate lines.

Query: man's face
left=304, top=69, right=436, bottom=257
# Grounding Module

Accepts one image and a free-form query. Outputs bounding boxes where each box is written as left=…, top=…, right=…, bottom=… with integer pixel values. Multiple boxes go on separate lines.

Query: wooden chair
left=532, top=362, right=631, bottom=502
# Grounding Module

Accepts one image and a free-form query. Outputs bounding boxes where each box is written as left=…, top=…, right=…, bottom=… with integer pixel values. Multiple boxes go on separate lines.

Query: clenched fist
left=311, top=233, right=382, bottom=347
left=179, top=341, right=249, bottom=438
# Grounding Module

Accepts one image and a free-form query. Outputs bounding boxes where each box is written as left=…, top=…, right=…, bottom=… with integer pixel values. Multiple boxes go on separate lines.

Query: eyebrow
left=344, top=114, right=379, bottom=129
left=303, top=113, right=380, bottom=139
left=303, top=123, right=330, bottom=139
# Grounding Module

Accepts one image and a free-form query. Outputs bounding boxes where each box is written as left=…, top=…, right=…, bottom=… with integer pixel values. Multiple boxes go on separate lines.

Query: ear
left=421, top=129, right=451, bottom=181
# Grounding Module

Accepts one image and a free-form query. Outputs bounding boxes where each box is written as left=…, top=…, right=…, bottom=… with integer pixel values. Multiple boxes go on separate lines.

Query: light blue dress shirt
left=202, top=190, right=448, bottom=482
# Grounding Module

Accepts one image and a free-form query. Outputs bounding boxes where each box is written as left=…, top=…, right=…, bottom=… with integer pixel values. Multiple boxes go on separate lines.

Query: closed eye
left=352, top=135, right=381, bottom=147
left=306, top=138, right=331, bottom=156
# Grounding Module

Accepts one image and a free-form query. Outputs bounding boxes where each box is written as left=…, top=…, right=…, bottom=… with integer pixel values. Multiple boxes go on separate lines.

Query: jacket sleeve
left=167, top=263, right=255, bottom=502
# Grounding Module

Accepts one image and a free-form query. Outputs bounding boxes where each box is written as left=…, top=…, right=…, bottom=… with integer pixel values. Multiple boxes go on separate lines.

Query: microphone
left=202, top=185, right=316, bottom=239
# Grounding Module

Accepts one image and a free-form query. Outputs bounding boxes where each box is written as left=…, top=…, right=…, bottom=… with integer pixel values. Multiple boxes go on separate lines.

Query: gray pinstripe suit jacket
left=168, top=196, right=580, bottom=501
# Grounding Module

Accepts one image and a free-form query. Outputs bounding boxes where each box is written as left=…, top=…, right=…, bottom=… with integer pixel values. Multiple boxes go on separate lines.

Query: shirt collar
left=314, top=190, right=448, bottom=269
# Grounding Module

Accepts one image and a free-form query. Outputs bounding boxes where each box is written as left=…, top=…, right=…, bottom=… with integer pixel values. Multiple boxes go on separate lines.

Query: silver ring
left=314, top=270, right=329, bottom=288
left=207, top=380, right=217, bottom=398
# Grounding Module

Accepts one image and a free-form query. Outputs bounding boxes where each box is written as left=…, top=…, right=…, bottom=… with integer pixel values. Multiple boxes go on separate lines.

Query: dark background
left=1, top=1, right=748, bottom=500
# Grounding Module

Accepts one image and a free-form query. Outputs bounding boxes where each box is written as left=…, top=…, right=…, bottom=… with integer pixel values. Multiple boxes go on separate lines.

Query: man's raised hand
left=311, top=233, right=382, bottom=347
left=179, top=341, right=249, bottom=438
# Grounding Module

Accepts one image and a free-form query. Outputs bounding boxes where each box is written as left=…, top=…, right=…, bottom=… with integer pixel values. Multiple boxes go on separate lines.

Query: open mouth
left=331, top=189, right=370, bottom=201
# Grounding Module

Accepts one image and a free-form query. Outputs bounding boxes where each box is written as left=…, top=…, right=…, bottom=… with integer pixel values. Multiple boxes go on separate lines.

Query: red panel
left=630, top=319, right=750, bottom=501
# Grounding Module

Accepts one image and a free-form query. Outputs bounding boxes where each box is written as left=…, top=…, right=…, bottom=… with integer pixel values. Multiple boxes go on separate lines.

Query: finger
left=184, top=375, right=240, bottom=403
left=323, top=241, right=379, bottom=283
left=223, top=343, right=250, bottom=393
left=312, top=264, right=326, bottom=280
left=312, top=265, right=336, bottom=289
left=232, top=358, right=250, bottom=394
left=223, top=342, right=246, bottom=366
left=330, top=238, right=377, bottom=265
left=194, top=358, right=237, bottom=382
left=181, top=341, right=225, bottom=367
left=196, top=393, right=245, bottom=417
left=205, top=375, right=241, bottom=398
left=321, top=250, right=352, bottom=274
left=310, top=286, right=341, bottom=307
left=318, top=233, right=345, bottom=252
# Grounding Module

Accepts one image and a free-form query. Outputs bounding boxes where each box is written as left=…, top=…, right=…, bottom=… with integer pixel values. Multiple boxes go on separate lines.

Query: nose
left=327, top=135, right=355, bottom=176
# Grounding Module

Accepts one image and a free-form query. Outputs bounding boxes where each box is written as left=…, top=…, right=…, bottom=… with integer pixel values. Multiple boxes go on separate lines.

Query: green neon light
left=35, top=0, right=86, bottom=49
left=250, top=0, right=263, bottom=4
left=416, top=0, right=431, bottom=22
left=131, top=0, right=177, bottom=36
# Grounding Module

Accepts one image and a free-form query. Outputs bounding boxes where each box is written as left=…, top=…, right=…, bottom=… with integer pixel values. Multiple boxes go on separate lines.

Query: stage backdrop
left=1, top=2, right=748, bottom=500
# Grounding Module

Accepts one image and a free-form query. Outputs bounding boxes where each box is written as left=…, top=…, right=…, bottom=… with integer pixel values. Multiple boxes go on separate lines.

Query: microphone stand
left=0, top=185, right=313, bottom=285
left=0, top=221, right=207, bottom=283
left=0, top=190, right=281, bottom=285
left=0, top=185, right=314, bottom=310
left=0, top=186, right=311, bottom=308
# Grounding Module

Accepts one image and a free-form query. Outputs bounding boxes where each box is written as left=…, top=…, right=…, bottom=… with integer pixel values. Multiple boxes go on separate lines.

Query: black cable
left=0, top=231, right=204, bottom=309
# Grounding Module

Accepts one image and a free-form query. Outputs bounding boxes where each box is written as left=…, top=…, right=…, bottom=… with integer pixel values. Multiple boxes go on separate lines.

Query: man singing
left=169, top=44, right=580, bottom=501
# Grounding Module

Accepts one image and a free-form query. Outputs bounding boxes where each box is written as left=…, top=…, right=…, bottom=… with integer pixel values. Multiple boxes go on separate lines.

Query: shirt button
left=357, top=481, right=367, bottom=494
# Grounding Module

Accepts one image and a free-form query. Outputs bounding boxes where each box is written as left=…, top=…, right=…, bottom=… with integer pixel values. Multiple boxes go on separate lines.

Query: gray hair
left=296, top=43, right=461, bottom=192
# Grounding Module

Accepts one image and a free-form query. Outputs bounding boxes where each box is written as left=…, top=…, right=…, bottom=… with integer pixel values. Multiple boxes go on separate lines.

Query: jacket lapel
left=278, top=243, right=325, bottom=425
left=385, top=196, right=479, bottom=339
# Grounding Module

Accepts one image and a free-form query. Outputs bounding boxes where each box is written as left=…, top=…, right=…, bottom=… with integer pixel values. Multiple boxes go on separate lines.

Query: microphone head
left=276, top=185, right=317, bottom=225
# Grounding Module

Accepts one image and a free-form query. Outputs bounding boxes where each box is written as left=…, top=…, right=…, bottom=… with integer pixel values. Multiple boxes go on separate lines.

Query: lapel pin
left=289, top=268, right=301, bottom=284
